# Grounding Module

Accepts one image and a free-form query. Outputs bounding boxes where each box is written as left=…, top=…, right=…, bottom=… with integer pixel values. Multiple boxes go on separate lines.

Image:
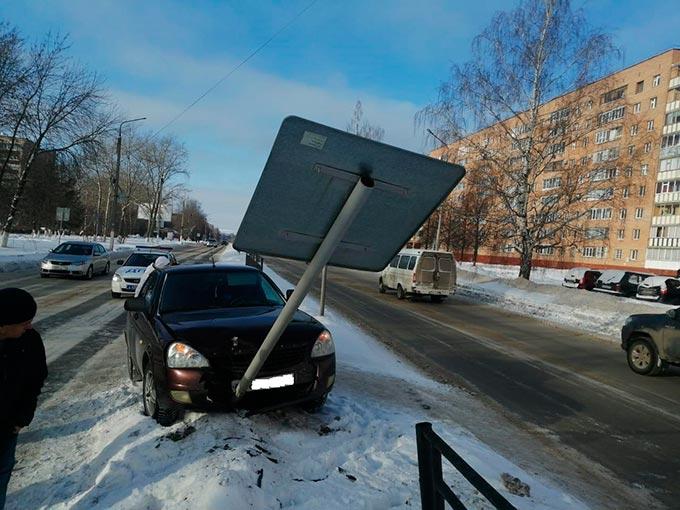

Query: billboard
left=137, top=203, right=172, bottom=223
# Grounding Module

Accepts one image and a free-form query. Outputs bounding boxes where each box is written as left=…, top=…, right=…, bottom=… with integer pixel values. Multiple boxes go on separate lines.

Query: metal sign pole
left=234, top=175, right=374, bottom=399
left=319, top=265, right=327, bottom=316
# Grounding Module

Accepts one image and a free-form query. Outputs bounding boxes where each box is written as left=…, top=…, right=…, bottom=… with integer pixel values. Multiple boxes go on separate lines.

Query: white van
left=378, top=249, right=456, bottom=302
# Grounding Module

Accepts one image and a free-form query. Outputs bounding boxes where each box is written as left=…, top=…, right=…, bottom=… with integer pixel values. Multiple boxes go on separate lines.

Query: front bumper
left=41, top=262, right=87, bottom=276
left=111, top=278, right=138, bottom=295
left=165, top=355, right=336, bottom=410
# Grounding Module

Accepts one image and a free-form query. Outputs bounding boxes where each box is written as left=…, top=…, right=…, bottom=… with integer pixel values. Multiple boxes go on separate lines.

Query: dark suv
left=593, top=270, right=654, bottom=297
left=621, top=309, right=680, bottom=375
left=124, top=264, right=335, bottom=425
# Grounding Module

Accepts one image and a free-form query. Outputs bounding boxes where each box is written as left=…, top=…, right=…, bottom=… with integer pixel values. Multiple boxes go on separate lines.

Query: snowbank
left=0, top=234, right=184, bottom=273
left=456, top=264, right=673, bottom=340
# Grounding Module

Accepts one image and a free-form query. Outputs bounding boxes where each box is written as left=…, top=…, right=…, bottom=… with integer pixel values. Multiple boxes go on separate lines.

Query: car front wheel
left=143, top=362, right=182, bottom=426
left=627, top=338, right=662, bottom=375
left=378, top=279, right=386, bottom=294
left=396, top=284, right=405, bottom=300
left=85, top=265, right=93, bottom=280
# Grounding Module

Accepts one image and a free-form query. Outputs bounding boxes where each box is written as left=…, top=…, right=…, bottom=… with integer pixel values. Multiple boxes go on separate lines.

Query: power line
left=152, top=0, right=319, bottom=138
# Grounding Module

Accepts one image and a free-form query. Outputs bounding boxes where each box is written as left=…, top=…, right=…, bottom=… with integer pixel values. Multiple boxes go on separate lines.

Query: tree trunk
left=0, top=146, right=39, bottom=247
left=518, top=240, right=533, bottom=280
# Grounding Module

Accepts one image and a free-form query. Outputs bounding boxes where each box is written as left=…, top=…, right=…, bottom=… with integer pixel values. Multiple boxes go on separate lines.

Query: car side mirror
left=117, top=259, right=124, bottom=265
left=667, top=309, right=678, bottom=320
left=124, top=297, right=148, bottom=313
left=286, top=289, right=294, bottom=301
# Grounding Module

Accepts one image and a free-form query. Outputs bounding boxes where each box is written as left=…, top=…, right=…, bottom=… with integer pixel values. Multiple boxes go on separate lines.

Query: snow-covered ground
left=7, top=248, right=588, bottom=510
left=456, top=262, right=673, bottom=340
left=0, top=233, right=184, bottom=273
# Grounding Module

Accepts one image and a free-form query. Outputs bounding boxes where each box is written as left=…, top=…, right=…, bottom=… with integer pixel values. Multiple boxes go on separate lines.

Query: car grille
left=124, top=278, right=141, bottom=283
left=230, top=341, right=310, bottom=377
left=50, top=260, right=70, bottom=266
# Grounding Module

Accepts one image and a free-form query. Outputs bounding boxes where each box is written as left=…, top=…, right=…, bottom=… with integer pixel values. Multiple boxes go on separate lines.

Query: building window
left=660, top=156, right=680, bottom=173
left=647, top=120, right=654, bottom=131
left=617, top=229, right=625, bottom=240
left=635, top=80, right=644, bottom=93
left=650, top=97, right=657, bottom=109
left=665, top=110, right=680, bottom=127
left=589, top=207, right=612, bottom=220
left=639, top=185, right=646, bottom=197
left=581, top=156, right=589, bottom=165
left=635, top=208, right=644, bottom=219
left=590, top=167, right=617, bottom=181
left=630, top=124, right=638, bottom=136
left=543, top=177, right=561, bottom=190
left=628, top=145, right=634, bottom=155
left=598, top=105, right=626, bottom=125
left=582, top=137, right=588, bottom=147
left=623, top=186, right=630, bottom=198
left=624, top=166, right=633, bottom=177
left=536, top=246, right=554, bottom=255
left=633, top=103, right=641, bottom=114
left=595, top=126, right=622, bottom=144
left=630, top=249, right=639, bottom=261
left=583, top=188, right=613, bottom=201
left=633, top=228, right=641, bottom=240
left=592, top=147, right=619, bottom=162
left=620, top=208, right=627, bottom=219
left=583, top=246, right=607, bottom=258
left=641, top=164, right=648, bottom=175
left=662, top=133, right=680, bottom=149
left=653, top=74, right=661, bottom=87
left=615, top=249, right=623, bottom=259
left=644, top=142, right=652, bottom=153
left=585, top=227, right=609, bottom=240
left=602, top=86, right=626, bottom=104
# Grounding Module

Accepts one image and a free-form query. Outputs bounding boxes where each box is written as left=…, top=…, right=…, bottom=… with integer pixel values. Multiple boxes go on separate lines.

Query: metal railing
left=416, top=422, right=518, bottom=510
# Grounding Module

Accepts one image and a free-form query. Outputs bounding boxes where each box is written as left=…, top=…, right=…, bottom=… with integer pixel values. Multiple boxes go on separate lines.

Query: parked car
left=593, top=270, right=654, bottom=297
left=40, top=241, right=110, bottom=279
left=636, top=276, right=680, bottom=303
left=206, top=238, right=218, bottom=247
left=111, top=247, right=177, bottom=298
left=621, top=309, right=680, bottom=375
left=378, top=249, right=456, bottom=303
left=123, top=264, right=335, bottom=425
left=562, top=267, right=602, bottom=290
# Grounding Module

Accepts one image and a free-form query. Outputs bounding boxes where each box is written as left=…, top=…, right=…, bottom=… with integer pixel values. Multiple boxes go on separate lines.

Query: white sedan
left=111, top=250, right=176, bottom=298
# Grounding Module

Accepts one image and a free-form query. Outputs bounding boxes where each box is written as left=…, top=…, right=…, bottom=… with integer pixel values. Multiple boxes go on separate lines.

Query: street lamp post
left=109, top=117, right=146, bottom=250
left=427, top=129, right=450, bottom=250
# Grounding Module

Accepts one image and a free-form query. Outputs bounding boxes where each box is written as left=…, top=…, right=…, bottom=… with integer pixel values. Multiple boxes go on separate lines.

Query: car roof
left=59, top=241, right=97, bottom=246
left=160, top=263, right=259, bottom=275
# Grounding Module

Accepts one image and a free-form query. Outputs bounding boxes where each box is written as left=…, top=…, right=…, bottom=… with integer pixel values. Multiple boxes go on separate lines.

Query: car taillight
left=662, top=287, right=668, bottom=295
left=580, top=277, right=585, bottom=285
left=614, top=284, right=620, bottom=291
left=412, top=273, right=416, bottom=283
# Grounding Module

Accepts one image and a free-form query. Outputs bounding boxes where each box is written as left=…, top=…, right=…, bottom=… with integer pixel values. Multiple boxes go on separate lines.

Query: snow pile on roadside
left=456, top=265, right=671, bottom=340
left=0, top=234, right=184, bottom=273
left=458, top=262, right=568, bottom=286
left=8, top=247, right=587, bottom=509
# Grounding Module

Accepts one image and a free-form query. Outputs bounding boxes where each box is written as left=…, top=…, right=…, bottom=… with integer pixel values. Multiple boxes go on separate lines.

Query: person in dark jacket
left=0, top=288, right=47, bottom=510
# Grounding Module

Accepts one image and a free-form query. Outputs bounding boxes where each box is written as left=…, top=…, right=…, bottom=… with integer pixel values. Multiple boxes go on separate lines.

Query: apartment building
left=429, top=48, right=680, bottom=274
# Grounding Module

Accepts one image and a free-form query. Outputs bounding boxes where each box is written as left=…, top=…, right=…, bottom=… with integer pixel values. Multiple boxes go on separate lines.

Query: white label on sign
left=300, top=131, right=327, bottom=150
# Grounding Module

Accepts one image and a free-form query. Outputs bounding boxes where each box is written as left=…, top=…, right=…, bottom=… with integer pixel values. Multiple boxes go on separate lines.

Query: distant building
left=428, top=48, right=680, bottom=273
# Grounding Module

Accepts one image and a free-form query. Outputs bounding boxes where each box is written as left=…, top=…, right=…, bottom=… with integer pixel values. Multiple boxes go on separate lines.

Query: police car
left=111, top=247, right=177, bottom=298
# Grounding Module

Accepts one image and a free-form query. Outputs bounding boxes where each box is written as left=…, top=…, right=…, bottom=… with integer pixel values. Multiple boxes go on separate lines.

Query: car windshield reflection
left=159, top=271, right=285, bottom=313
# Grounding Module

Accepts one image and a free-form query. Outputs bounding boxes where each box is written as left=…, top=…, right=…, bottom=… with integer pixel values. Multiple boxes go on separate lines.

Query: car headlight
left=311, top=330, right=335, bottom=358
left=112, top=273, right=122, bottom=281
left=167, top=342, right=210, bottom=368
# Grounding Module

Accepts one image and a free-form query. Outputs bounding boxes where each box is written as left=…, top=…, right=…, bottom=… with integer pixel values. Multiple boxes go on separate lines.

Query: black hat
left=0, top=288, right=37, bottom=326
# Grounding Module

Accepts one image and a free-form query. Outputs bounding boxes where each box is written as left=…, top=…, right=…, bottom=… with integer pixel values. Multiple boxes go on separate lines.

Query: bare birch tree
left=347, top=100, right=385, bottom=141
left=0, top=32, right=114, bottom=246
left=416, top=0, right=634, bottom=279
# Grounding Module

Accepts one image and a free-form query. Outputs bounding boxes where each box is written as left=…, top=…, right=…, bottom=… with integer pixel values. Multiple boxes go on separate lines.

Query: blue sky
left=1, top=0, right=678, bottom=231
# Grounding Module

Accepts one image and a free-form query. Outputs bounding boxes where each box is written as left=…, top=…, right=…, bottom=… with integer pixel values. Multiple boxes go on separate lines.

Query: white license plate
left=251, top=373, right=295, bottom=390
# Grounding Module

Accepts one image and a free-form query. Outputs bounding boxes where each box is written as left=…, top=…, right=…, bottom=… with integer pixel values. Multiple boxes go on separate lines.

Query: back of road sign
left=234, top=116, right=465, bottom=272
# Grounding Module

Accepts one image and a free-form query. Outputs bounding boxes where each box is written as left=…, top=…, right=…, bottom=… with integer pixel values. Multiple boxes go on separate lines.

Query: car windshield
left=160, top=270, right=285, bottom=313
left=125, top=253, right=168, bottom=267
left=53, top=243, right=92, bottom=256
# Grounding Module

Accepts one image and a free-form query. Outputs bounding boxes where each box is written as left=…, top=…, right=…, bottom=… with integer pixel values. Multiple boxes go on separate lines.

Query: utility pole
left=109, top=117, right=145, bottom=250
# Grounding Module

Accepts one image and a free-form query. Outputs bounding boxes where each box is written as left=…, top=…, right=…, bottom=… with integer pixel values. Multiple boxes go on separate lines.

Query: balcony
left=670, top=76, right=680, bottom=91
left=655, top=191, right=680, bottom=204
left=651, top=215, right=680, bottom=226
left=649, top=237, right=680, bottom=248
left=657, top=169, right=680, bottom=181
left=661, top=145, right=680, bottom=160
left=663, top=123, right=680, bottom=135
left=667, top=100, right=680, bottom=113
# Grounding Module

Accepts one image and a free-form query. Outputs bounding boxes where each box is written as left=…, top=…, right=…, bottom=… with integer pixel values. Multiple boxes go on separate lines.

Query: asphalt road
left=0, top=243, right=223, bottom=398
left=267, top=257, right=680, bottom=510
